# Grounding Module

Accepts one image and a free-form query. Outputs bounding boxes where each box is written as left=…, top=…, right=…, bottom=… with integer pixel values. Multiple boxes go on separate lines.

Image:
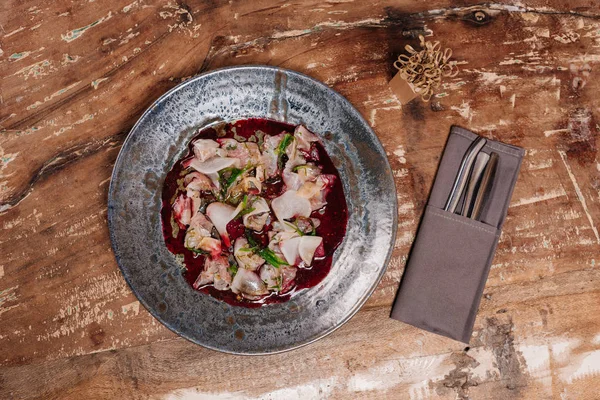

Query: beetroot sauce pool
left=160, top=118, right=348, bottom=307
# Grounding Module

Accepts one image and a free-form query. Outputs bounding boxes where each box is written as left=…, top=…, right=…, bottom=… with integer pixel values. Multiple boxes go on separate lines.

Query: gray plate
left=108, top=65, right=397, bottom=354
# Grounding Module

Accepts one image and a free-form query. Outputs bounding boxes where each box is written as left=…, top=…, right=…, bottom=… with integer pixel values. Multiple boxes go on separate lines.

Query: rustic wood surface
left=1, top=0, right=600, bottom=398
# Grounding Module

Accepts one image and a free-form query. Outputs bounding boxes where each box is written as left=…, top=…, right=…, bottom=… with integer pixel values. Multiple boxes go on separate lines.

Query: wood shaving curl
left=393, top=35, right=459, bottom=102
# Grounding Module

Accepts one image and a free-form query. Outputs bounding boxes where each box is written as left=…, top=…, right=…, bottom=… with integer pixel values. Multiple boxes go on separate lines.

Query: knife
left=471, top=152, right=499, bottom=221
left=444, top=136, right=487, bottom=213
left=461, top=151, right=490, bottom=217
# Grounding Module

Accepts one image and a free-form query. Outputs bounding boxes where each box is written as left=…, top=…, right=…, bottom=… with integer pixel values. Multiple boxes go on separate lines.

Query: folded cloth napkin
left=390, top=126, right=524, bottom=343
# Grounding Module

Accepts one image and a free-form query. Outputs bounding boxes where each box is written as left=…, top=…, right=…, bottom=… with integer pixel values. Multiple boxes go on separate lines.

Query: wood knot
left=463, top=10, right=492, bottom=26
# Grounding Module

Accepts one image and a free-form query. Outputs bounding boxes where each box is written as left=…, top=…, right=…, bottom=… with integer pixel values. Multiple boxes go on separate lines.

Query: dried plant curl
left=393, top=35, right=459, bottom=102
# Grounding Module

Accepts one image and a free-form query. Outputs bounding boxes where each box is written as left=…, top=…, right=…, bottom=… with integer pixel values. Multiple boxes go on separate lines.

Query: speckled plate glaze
left=108, top=65, right=397, bottom=354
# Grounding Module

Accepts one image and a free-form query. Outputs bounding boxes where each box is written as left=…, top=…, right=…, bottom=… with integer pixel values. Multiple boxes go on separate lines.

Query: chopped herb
left=244, top=232, right=288, bottom=268
left=226, top=167, right=245, bottom=187
left=276, top=134, right=294, bottom=170
left=233, top=195, right=256, bottom=219
left=238, top=206, right=255, bottom=217
left=257, top=247, right=288, bottom=269
left=219, top=166, right=252, bottom=201
left=235, top=195, right=248, bottom=216
left=246, top=233, right=259, bottom=248
left=292, top=165, right=308, bottom=172
left=269, top=274, right=283, bottom=291
left=227, top=263, right=238, bottom=276
left=276, top=134, right=294, bottom=155
left=187, top=247, right=209, bottom=255
left=309, top=218, right=317, bottom=236
left=288, top=221, right=304, bottom=236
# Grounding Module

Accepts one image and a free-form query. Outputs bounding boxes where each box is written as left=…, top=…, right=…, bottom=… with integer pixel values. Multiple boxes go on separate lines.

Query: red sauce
left=161, top=118, right=348, bottom=307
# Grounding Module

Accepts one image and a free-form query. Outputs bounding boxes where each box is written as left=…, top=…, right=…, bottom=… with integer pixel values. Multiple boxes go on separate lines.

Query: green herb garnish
left=276, top=134, right=294, bottom=170
left=233, top=195, right=256, bottom=219
left=227, top=263, right=238, bottom=276
left=276, top=134, right=294, bottom=155
left=269, top=275, right=283, bottom=291
left=244, top=232, right=288, bottom=268
left=257, top=247, right=288, bottom=269
left=309, top=218, right=317, bottom=236
left=219, top=166, right=252, bottom=201
left=226, top=167, right=245, bottom=187
left=238, top=207, right=255, bottom=217
left=292, top=164, right=308, bottom=172
left=187, top=247, right=209, bottom=255
left=246, top=233, right=259, bottom=248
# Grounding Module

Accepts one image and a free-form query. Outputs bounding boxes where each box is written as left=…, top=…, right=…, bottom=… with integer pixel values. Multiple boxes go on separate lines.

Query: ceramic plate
left=108, top=65, right=397, bottom=354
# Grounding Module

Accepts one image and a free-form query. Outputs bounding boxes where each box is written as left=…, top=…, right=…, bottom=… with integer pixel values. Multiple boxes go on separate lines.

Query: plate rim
left=107, top=65, right=398, bottom=355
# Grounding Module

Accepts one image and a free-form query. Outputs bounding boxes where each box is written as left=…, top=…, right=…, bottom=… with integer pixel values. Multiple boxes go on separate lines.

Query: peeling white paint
left=451, top=101, right=474, bottom=122
left=347, top=355, right=453, bottom=395
left=394, top=230, right=414, bottom=248
left=544, top=128, right=569, bottom=137
left=558, top=150, right=600, bottom=244
left=163, top=377, right=337, bottom=400
left=122, top=301, right=140, bottom=315
left=393, top=146, right=406, bottom=164
left=560, top=350, right=600, bottom=384
left=520, top=344, right=550, bottom=375
left=551, top=338, right=581, bottom=363
left=512, top=188, right=567, bottom=207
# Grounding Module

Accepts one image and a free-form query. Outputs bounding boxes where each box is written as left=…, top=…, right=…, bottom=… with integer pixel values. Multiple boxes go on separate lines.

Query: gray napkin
left=390, top=126, right=524, bottom=343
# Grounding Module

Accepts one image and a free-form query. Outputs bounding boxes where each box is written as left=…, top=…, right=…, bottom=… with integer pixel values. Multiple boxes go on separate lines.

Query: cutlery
left=444, top=136, right=487, bottom=213
left=461, top=152, right=490, bottom=217
left=471, top=152, right=499, bottom=221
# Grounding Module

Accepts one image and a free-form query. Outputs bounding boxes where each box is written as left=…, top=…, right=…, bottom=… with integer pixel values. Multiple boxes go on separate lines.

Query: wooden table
left=1, top=1, right=599, bottom=398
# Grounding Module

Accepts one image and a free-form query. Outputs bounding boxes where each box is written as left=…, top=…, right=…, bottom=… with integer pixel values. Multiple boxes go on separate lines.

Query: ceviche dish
left=161, top=118, right=348, bottom=307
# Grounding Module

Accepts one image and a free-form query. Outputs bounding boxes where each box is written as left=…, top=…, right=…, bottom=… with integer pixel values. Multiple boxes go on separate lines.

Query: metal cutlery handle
left=461, top=152, right=490, bottom=217
left=471, top=152, right=499, bottom=221
left=444, top=136, right=487, bottom=213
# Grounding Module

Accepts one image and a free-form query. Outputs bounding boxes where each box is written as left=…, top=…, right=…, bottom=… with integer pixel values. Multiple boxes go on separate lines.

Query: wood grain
left=1, top=0, right=599, bottom=399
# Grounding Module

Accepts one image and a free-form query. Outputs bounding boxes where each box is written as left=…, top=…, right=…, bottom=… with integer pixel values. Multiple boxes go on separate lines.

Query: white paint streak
left=551, top=338, right=581, bottom=363
left=499, top=59, right=524, bottom=65
left=544, top=128, right=569, bottom=137
left=0, top=285, right=19, bottom=316
left=558, top=150, right=600, bottom=244
left=91, top=78, right=109, bottom=89
left=122, top=301, right=140, bottom=315
left=347, top=355, right=453, bottom=396
left=0, top=266, right=4, bottom=279
left=26, top=81, right=81, bottom=110
left=469, top=348, right=499, bottom=380
left=36, top=272, right=130, bottom=342
left=122, top=0, right=139, bottom=12
left=476, top=71, right=519, bottom=85
left=270, top=18, right=383, bottom=39
left=560, top=350, right=600, bottom=384
left=12, top=59, right=54, bottom=80
left=511, top=188, right=567, bottom=207
left=393, top=146, right=406, bottom=163
left=519, top=344, right=550, bottom=375
left=4, top=26, right=25, bottom=37
left=527, top=159, right=553, bottom=170
left=61, top=12, right=113, bottom=42
left=163, top=377, right=337, bottom=400
left=394, top=230, right=414, bottom=248
left=368, top=105, right=402, bottom=127
left=450, top=101, right=474, bottom=122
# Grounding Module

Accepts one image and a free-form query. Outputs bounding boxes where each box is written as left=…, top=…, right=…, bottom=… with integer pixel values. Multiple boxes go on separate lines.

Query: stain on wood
left=1, top=0, right=600, bottom=399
